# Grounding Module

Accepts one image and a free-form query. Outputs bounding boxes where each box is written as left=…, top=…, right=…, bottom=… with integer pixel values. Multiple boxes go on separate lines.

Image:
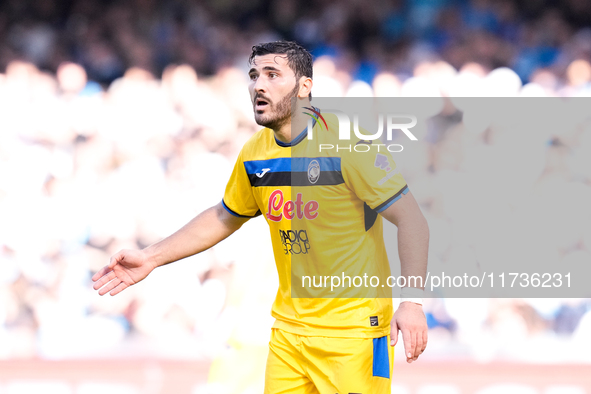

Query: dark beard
left=254, top=83, right=300, bottom=131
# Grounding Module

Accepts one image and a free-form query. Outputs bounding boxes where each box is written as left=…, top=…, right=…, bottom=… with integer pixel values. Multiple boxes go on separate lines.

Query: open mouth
left=255, top=98, right=269, bottom=111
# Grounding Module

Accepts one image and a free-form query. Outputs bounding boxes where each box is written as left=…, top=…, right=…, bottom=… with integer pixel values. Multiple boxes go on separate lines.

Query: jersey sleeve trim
left=221, top=199, right=261, bottom=218
left=374, top=185, right=409, bottom=213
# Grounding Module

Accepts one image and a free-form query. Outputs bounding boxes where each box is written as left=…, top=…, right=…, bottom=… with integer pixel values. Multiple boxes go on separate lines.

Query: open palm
left=92, top=249, right=156, bottom=296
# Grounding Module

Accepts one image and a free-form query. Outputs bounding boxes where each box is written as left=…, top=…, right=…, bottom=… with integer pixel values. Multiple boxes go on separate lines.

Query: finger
left=92, top=266, right=112, bottom=282
left=421, top=330, right=428, bottom=353
left=390, top=321, right=399, bottom=346
left=110, top=281, right=128, bottom=296
left=98, top=278, right=122, bottom=296
left=414, top=331, right=423, bottom=360
left=93, top=271, right=117, bottom=290
left=402, top=329, right=415, bottom=363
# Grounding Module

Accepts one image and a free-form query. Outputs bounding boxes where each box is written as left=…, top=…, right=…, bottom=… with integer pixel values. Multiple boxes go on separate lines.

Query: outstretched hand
left=92, top=249, right=156, bottom=296
left=390, top=301, right=428, bottom=363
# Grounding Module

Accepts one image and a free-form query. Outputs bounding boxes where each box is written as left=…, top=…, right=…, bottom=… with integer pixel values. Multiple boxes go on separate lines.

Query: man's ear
left=298, top=76, right=313, bottom=98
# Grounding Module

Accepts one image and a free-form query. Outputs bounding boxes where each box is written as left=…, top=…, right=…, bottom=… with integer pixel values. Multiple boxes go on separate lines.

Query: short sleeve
left=342, top=144, right=408, bottom=213
left=222, top=150, right=261, bottom=218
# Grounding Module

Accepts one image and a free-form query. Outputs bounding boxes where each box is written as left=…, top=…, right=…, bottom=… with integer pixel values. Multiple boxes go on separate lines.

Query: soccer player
left=92, top=41, right=429, bottom=393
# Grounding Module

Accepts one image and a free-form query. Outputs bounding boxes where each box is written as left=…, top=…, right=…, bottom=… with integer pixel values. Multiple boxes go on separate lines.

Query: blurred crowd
left=0, top=0, right=590, bottom=369
left=3, top=0, right=591, bottom=84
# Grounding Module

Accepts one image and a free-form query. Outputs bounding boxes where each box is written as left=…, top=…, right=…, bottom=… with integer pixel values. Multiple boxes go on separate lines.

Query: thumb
left=390, top=319, right=399, bottom=346
left=109, top=250, right=125, bottom=269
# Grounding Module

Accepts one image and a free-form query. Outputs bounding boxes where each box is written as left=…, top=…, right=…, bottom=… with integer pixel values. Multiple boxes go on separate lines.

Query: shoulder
left=238, top=127, right=274, bottom=160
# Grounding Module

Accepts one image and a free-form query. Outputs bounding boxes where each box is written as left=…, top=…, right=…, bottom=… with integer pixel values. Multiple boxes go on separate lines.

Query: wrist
left=142, top=245, right=161, bottom=269
left=400, top=299, right=423, bottom=306
left=399, top=287, right=424, bottom=306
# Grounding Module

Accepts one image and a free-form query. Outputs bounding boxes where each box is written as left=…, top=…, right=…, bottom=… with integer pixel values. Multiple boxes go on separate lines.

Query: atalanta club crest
left=308, top=160, right=320, bottom=184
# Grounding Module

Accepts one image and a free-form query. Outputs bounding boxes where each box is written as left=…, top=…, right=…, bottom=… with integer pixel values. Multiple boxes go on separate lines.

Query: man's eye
left=269, top=73, right=278, bottom=78
left=249, top=74, right=258, bottom=81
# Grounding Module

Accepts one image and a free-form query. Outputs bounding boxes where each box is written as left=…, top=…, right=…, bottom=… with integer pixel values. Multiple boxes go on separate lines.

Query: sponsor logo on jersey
left=377, top=168, right=400, bottom=186
left=255, top=168, right=270, bottom=178
left=279, top=229, right=310, bottom=254
left=374, top=154, right=392, bottom=172
left=266, top=190, right=319, bottom=222
left=370, top=316, right=379, bottom=326
left=308, top=160, right=320, bottom=184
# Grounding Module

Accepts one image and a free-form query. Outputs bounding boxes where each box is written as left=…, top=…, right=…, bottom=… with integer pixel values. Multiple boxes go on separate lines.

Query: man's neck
left=273, top=99, right=311, bottom=144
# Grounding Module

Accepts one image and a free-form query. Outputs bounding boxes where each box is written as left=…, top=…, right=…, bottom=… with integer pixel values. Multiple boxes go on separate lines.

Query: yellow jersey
left=222, top=112, right=408, bottom=338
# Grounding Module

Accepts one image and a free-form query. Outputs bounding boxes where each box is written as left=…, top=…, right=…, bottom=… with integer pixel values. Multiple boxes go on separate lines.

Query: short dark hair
left=249, top=41, right=313, bottom=98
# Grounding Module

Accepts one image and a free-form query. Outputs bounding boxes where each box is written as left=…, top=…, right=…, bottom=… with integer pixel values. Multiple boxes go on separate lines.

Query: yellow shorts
left=264, top=328, right=394, bottom=394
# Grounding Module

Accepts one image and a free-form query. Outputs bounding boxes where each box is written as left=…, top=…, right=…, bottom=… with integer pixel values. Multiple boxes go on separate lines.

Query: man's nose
left=253, top=76, right=267, bottom=94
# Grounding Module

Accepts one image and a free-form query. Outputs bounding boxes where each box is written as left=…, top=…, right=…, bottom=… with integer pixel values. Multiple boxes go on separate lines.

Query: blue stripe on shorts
left=372, top=336, right=390, bottom=378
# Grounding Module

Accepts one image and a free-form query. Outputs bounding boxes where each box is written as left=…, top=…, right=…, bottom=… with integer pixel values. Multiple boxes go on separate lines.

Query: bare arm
left=380, top=190, right=429, bottom=285
left=146, top=201, right=250, bottom=268
left=379, top=190, right=429, bottom=363
left=92, top=201, right=250, bottom=296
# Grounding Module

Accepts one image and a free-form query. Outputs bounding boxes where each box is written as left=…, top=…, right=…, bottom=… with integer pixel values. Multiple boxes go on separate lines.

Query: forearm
left=397, top=214, right=429, bottom=288
left=144, top=202, right=247, bottom=268
left=380, top=191, right=430, bottom=287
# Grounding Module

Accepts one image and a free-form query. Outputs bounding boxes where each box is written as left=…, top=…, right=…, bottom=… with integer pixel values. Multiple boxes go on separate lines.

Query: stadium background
left=0, top=0, right=590, bottom=393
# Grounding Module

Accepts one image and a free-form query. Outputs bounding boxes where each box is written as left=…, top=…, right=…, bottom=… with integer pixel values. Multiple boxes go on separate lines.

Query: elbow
left=416, top=212, right=429, bottom=238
